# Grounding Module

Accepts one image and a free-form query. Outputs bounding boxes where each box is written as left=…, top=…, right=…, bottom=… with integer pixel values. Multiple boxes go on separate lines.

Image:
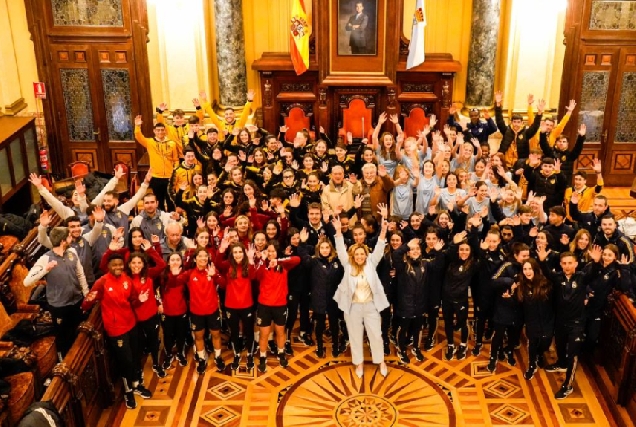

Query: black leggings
left=380, top=306, right=399, bottom=342
left=442, top=298, right=468, bottom=346
left=162, top=313, right=188, bottom=356
left=49, top=301, right=84, bottom=357
left=107, top=326, right=141, bottom=391
left=138, top=314, right=161, bottom=367
left=313, top=302, right=341, bottom=348
left=527, top=335, right=552, bottom=367
left=489, top=322, right=520, bottom=359
left=286, top=291, right=312, bottom=339
left=474, top=304, right=494, bottom=345
left=397, top=315, right=424, bottom=352
left=149, top=177, right=174, bottom=212
left=426, top=303, right=440, bottom=340
left=226, top=307, right=255, bottom=355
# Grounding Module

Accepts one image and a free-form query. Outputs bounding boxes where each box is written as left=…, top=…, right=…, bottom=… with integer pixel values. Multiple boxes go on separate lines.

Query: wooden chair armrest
left=16, top=304, right=40, bottom=313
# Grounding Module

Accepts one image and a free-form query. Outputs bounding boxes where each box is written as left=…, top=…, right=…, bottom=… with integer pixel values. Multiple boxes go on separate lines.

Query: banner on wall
left=406, top=0, right=426, bottom=69
left=290, top=0, right=310, bottom=75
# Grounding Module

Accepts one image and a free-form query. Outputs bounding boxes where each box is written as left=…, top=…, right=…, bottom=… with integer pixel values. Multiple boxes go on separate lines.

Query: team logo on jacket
left=102, top=230, right=108, bottom=237
left=549, top=178, right=556, bottom=184
left=257, top=317, right=262, bottom=326
left=79, top=240, right=84, bottom=247
left=56, top=318, right=63, bottom=324
left=518, top=135, right=523, bottom=140
left=571, top=281, right=577, bottom=289
left=68, top=253, right=74, bottom=261
left=117, top=340, right=123, bottom=347
left=123, top=281, right=128, bottom=290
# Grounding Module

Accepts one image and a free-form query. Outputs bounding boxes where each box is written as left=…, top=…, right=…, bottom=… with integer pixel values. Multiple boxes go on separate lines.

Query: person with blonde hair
left=333, top=204, right=389, bottom=378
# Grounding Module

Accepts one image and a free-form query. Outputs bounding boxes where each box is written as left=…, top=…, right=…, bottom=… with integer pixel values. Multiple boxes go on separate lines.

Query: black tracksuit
left=474, top=247, right=507, bottom=346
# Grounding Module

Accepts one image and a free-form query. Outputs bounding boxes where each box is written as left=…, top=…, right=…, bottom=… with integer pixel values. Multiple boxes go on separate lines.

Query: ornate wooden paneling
left=71, top=149, right=98, bottom=170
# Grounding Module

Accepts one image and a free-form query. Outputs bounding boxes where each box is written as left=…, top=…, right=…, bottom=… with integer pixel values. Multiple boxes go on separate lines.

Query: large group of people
left=24, top=89, right=636, bottom=409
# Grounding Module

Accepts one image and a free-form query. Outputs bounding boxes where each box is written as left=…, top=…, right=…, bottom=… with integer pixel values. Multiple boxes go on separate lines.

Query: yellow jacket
left=155, top=109, right=205, bottom=158
left=169, top=161, right=203, bottom=205
left=564, top=180, right=604, bottom=221
left=134, top=126, right=179, bottom=179
left=201, top=100, right=252, bottom=134
left=528, top=105, right=571, bottom=150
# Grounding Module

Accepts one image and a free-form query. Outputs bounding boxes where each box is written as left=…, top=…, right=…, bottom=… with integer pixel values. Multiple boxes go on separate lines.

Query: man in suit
left=345, top=2, right=368, bottom=54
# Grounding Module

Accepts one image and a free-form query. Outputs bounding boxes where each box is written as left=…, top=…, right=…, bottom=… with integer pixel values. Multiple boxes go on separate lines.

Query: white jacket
left=333, top=234, right=389, bottom=315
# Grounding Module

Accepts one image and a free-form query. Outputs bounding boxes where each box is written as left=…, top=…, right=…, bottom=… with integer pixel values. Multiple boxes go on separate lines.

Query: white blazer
left=333, top=234, right=389, bottom=315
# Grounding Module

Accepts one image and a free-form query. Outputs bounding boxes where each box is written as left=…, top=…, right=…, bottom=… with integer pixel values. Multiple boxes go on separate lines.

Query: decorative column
left=465, top=0, right=501, bottom=107
left=214, top=0, right=248, bottom=106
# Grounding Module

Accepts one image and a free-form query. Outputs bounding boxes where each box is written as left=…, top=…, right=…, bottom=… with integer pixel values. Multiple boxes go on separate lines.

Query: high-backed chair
left=68, top=161, right=90, bottom=180
left=282, top=106, right=314, bottom=143
left=402, top=106, right=430, bottom=138
left=338, top=98, right=375, bottom=155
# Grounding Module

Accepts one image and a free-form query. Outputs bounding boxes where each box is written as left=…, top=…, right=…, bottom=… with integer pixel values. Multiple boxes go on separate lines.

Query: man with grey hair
left=321, top=164, right=356, bottom=218
left=161, top=221, right=195, bottom=261
left=354, top=163, right=394, bottom=220
left=25, top=226, right=88, bottom=359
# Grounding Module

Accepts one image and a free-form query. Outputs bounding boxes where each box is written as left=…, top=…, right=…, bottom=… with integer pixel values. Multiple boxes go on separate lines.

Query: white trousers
left=344, top=302, right=384, bottom=365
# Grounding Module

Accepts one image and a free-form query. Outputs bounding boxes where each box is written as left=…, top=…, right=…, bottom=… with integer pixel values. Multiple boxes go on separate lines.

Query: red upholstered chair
left=338, top=98, right=374, bottom=142
left=403, top=106, right=431, bottom=138
left=283, top=106, right=314, bottom=143
left=68, top=161, right=90, bottom=180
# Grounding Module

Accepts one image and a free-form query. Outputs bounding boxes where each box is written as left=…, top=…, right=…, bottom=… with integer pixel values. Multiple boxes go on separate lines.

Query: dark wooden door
left=25, top=0, right=152, bottom=174
left=561, top=0, right=636, bottom=186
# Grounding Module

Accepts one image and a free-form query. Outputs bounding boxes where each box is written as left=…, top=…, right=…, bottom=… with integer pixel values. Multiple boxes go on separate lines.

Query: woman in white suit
left=333, top=204, right=389, bottom=378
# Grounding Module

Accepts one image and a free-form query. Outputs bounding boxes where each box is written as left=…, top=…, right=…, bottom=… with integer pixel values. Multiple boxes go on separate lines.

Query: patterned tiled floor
left=101, top=327, right=613, bottom=427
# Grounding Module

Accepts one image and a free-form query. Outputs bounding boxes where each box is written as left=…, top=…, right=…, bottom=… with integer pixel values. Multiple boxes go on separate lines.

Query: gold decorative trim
left=3, top=97, right=27, bottom=115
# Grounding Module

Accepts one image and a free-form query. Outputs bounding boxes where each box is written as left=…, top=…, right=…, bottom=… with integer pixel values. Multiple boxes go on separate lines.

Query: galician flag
left=406, top=0, right=426, bottom=69
left=290, top=0, right=310, bottom=75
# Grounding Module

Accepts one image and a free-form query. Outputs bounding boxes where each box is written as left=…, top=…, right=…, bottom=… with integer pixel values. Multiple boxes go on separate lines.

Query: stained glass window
left=60, top=68, right=94, bottom=141
left=589, top=1, right=636, bottom=30
left=101, top=69, right=133, bottom=141
left=615, top=72, right=636, bottom=143
left=578, top=71, right=610, bottom=143
left=52, top=0, right=124, bottom=27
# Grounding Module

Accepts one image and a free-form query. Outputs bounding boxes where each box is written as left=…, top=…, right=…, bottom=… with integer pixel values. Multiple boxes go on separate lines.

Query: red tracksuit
left=215, top=252, right=256, bottom=309
left=81, top=272, right=139, bottom=337
left=130, top=247, right=166, bottom=322
left=160, top=272, right=188, bottom=316
left=255, top=257, right=301, bottom=306
left=186, top=267, right=224, bottom=316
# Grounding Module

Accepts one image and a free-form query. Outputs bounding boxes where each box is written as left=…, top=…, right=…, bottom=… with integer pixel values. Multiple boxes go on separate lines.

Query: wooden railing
left=590, top=292, right=636, bottom=427
left=41, top=305, right=114, bottom=427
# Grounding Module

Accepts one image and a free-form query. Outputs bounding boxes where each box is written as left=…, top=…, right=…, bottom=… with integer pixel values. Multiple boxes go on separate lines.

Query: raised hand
left=299, top=227, right=309, bottom=242
left=331, top=216, right=342, bottom=235
left=589, top=244, right=602, bottom=263
left=378, top=164, right=387, bottom=177
left=246, top=243, right=256, bottom=261
left=207, top=263, right=216, bottom=277
left=199, top=91, right=208, bottom=102
left=449, top=105, right=457, bottom=115
left=377, top=112, right=387, bottom=125
left=482, top=108, right=490, bottom=119
left=151, top=233, right=160, bottom=243
left=377, top=203, right=388, bottom=219
left=494, top=91, right=503, bottom=106
left=196, top=217, right=205, bottom=229
left=570, top=190, right=580, bottom=204
left=140, top=239, right=152, bottom=251
left=346, top=132, right=353, bottom=144
left=247, top=89, right=255, bottom=102
left=578, top=123, right=587, bottom=136
left=434, top=240, right=445, bottom=251
left=527, top=94, right=534, bottom=105
left=288, top=193, right=301, bottom=208
left=29, top=173, right=43, bottom=188
left=39, top=210, right=51, bottom=227
left=354, top=194, right=364, bottom=209
left=348, top=173, right=358, bottom=185
left=192, top=98, right=200, bottom=108
left=279, top=125, right=289, bottom=133
left=566, top=99, right=577, bottom=113
left=554, top=158, right=561, bottom=173
left=114, top=164, right=125, bottom=179
left=291, top=160, right=299, bottom=171
left=592, top=158, right=602, bottom=174
left=389, top=114, right=399, bottom=125
left=134, top=115, right=143, bottom=126
left=93, top=206, right=105, bottom=222
left=144, top=168, right=153, bottom=184
left=537, top=99, right=546, bottom=114
left=139, top=290, right=149, bottom=303
left=453, top=230, right=467, bottom=244
left=428, top=114, right=437, bottom=129
left=157, top=102, right=168, bottom=112
left=74, top=180, right=86, bottom=196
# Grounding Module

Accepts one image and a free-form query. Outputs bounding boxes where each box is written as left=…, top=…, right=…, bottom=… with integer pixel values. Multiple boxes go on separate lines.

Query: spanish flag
left=290, top=0, right=310, bottom=75
left=407, top=0, right=426, bottom=69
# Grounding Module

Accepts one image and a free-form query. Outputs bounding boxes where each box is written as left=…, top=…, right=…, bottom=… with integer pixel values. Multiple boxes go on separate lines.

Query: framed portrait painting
left=337, top=0, right=378, bottom=56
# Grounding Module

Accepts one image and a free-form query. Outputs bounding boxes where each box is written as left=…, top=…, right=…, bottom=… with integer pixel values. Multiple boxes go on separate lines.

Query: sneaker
left=524, top=365, right=537, bottom=380
left=125, top=391, right=137, bottom=409
left=398, top=349, right=410, bottom=364
left=258, top=357, right=267, bottom=373
left=284, top=341, right=294, bottom=356
left=231, top=354, right=241, bottom=370
left=555, top=385, right=573, bottom=400
left=471, top=343, right=482, bottom=357
left=315, top=346, right=326, bottom=358
left=197, top=358, right=207, bottom=374
left=487, top=358, right=497, bottom=374
left=411, top=348, right=424, bottom=362
left=152, top=364, right=167, bottom=379
left=456, top=345, right=467, bottom=361
left=246, top=355, right=255, bottom=370
left=299, top=333, right=314, bottom=346
left=268, top=340, right=278, bottom=355
left=134, top=384, right=152, bottom=399
left=444, top=345, right=455, bottom=361
left=162, top=354, right=174, bottom=370
left=278, top=352, right=288, bottom=368
left=383, top=341, right=391, bottom=356
left=215, top=356, right=226, bottom=371
left=177, top=351, right=188, bottom=367
left=423, top=336, right=435, bottom=352
left=545, top=363, right=567, bottom=373
left=507, top=351, right=517, bottom=367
